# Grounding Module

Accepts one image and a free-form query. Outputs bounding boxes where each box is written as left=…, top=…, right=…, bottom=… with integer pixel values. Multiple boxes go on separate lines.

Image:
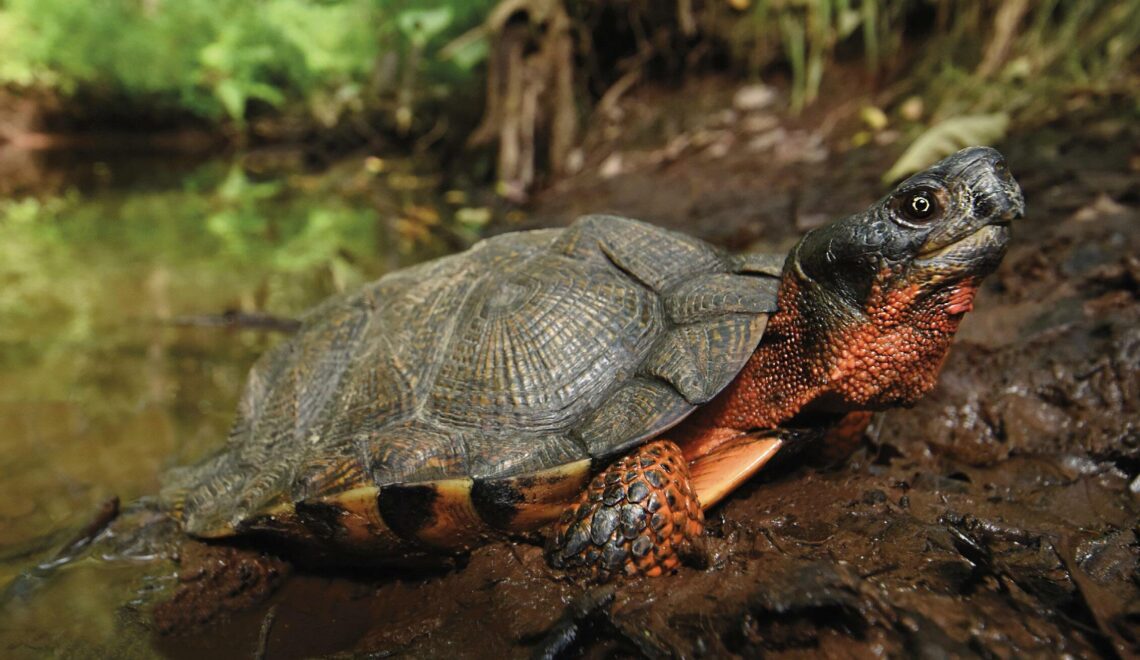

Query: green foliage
left=397, top=6, right=455, bottom=48
left=1, top=1, right=1134, bottom=166
left=0, top=0, right=495, bottom=125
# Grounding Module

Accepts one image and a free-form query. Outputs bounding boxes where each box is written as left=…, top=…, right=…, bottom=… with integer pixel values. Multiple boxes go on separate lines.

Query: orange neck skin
left=676, top=268, right=977, bottom=459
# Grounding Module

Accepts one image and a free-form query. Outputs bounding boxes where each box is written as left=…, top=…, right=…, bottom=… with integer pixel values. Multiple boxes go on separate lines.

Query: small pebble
left=733, top=84, right=777, bottom=112
left=863, top=489, right=888, bottom=504
left=599, top=153, right=624, bottom=179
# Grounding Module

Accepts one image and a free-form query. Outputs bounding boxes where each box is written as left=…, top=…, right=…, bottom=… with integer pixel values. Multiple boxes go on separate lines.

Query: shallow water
left=0, top=155, right=468, bottom=656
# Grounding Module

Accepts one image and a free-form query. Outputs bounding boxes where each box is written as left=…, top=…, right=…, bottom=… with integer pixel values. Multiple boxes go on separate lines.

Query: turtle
left=144, top=146, right=1021, bottom=595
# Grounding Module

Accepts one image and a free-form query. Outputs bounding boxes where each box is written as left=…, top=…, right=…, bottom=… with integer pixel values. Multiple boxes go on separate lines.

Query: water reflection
left=0, top=155, right=470, bottom=656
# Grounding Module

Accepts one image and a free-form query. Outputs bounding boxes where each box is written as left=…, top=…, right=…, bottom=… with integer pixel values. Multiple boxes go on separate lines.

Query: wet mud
left=151, top=91, right=1139, bottom=658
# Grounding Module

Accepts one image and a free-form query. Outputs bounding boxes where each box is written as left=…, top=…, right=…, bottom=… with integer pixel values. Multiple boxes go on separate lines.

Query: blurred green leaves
left=396, top=7, right=455, bottom=49
left=0, top=0, right=494, bottom=126
left=0, top=159, right=451, bottom=357
left=198, top=28, right=286, bottom=122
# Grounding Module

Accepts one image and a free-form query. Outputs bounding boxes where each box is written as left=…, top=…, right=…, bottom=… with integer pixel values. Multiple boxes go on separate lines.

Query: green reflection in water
left=0, top=157, right=470, bottom=657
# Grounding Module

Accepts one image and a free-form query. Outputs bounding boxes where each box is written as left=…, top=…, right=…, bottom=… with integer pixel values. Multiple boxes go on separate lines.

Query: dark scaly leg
left=546, top=440, right=704, bottom=580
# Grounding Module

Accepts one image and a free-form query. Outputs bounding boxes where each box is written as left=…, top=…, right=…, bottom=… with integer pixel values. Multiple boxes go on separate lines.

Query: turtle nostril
left=974, top=194, right=997, bottom=219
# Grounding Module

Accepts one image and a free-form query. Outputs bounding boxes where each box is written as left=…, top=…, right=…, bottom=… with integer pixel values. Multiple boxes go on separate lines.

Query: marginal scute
left=643, top=314, right=770, bottom=404
left=733, top=252, right=786, bottom=277
left=378, top=479, right=489, bottom=550
left=463, top=431, right=586, bottom=480
left=554, top=214, right=729, bottom=291
left=572, top=377, right=693, bottom=458
left=291, top=436, right=369, bottom=502
left=162, top=293, right=384, bottom=536
left=663, top=271, right=779, bottom=324
left=363, top=420, right=467, bottom=484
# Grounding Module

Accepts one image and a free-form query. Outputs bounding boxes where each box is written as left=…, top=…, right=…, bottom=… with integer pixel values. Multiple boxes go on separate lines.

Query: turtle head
left=792, top=146, right=1022, bottom=312
left=777, top=146, right=1023, bottom=412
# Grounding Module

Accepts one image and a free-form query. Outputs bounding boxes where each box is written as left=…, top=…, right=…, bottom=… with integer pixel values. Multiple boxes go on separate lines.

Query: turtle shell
left=161, top=215, right=781, bottom=560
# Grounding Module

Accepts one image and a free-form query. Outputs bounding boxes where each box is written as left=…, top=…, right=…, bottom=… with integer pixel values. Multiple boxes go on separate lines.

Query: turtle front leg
left=546, top=440, right=705, bottom=580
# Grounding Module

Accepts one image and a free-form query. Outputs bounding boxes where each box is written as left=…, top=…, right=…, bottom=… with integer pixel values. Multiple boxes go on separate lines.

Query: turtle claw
left=546, top=440, right=704, bottom=580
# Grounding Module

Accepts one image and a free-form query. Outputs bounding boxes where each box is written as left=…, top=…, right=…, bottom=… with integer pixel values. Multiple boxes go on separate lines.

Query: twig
left=167, top=311, right=301, bottom=333
left=253, top=604, right=278, bottom=660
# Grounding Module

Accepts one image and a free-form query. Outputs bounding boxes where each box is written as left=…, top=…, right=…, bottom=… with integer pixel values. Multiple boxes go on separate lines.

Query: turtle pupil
left=906, top=192, right=935, bottom=220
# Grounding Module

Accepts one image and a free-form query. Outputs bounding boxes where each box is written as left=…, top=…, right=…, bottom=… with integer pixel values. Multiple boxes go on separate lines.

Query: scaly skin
left=550, top=146, right=1025, bottom=579
left=547, top=441, right=704, bottom=579
left=676, top=270, right=980, bottom=459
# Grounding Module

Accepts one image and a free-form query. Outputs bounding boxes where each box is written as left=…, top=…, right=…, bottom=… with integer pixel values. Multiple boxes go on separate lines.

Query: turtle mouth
left=914, top=169, right=1024, bottom=264
left=914, top=223, right=1011, bottom=274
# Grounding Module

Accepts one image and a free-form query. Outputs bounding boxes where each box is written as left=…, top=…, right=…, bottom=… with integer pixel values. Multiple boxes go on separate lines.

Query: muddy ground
left=154, top=85, right=1139, bottom=659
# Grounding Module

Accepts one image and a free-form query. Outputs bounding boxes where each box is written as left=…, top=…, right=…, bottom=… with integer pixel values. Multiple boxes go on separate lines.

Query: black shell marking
left=377, top=483, right=438, bottom=540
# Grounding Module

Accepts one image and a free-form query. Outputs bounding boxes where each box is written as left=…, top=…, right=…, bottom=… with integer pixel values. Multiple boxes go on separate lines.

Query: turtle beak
left=976, top=151, right=1025, bottom=225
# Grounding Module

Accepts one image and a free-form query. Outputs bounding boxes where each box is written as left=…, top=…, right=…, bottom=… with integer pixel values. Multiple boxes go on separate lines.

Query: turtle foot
left=546, top=440, right=705, bottom=580
left=152, top=540, right=291, bottom=634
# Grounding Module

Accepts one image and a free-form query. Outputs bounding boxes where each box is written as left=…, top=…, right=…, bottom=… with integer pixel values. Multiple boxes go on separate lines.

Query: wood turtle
left=150, top=146, right=1024, bottom=588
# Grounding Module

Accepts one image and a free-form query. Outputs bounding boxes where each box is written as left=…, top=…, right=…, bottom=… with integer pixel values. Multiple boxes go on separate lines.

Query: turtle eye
left=898, top=188, right=940, bottom=223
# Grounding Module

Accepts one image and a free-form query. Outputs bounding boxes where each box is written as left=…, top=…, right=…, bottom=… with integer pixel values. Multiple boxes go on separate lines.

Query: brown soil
left=157, top=84, right=1140, bottom=659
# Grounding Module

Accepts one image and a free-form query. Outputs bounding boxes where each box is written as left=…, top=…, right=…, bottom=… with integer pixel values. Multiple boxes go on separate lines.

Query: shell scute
left=555, top=214, right=729, bottom=291
left=572, top=377, right=693, bottom=457
left=664, top=271, right=779, bottom=324
left=427, top=251, right=657, bottom=432
left=643, top=314, right=770, bottom=404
